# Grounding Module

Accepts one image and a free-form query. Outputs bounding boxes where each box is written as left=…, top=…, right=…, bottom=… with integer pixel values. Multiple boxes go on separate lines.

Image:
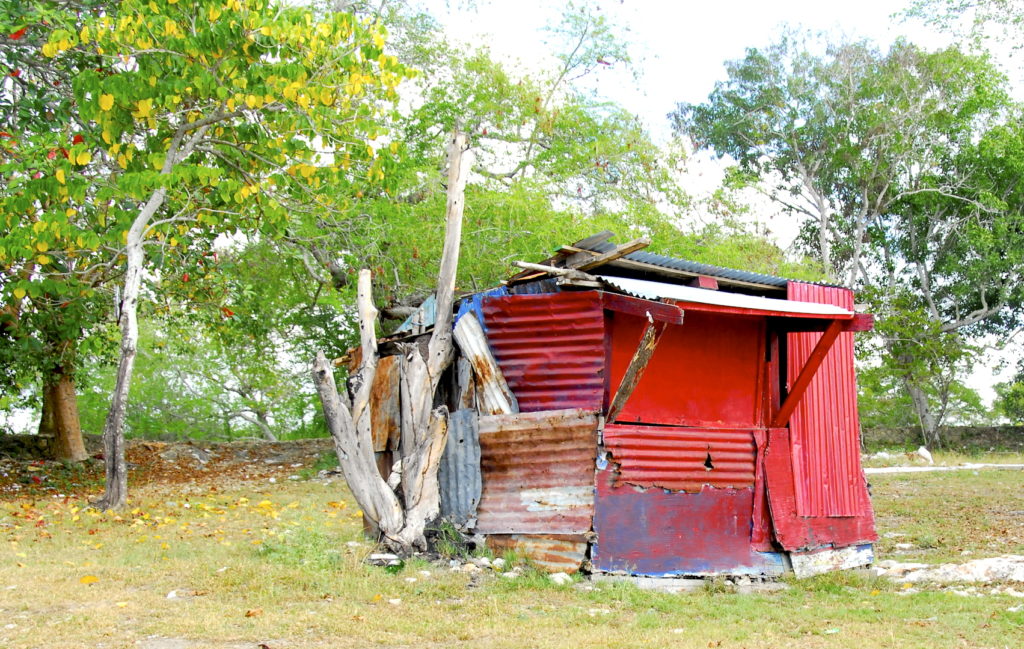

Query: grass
left=0, top=459, right=1022, bottom=648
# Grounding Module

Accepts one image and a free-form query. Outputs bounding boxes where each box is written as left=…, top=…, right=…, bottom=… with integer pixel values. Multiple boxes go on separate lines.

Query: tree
left=1, top=0, right=118, bottom=461
left=312, top=132, right=472, bottom=554
left=14, top=0, right=411, bottom=508
left=671, top=35, right=1024, bottom=445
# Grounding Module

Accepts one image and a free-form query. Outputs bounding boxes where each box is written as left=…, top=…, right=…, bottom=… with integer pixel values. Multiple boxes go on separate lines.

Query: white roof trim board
left=597, top=276, right=853, bottom=317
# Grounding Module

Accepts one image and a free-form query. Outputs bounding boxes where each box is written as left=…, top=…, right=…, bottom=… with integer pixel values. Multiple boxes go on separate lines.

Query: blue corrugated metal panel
left=454, top=286, right=509, bottom=330
left=395, top=294, right=437, bottom=333
left=438, top=408, right=481, bottom=529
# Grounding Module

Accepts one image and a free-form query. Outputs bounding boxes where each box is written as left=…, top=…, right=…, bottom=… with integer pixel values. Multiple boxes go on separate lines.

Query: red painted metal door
left=765, top=283, right=876, bottom=550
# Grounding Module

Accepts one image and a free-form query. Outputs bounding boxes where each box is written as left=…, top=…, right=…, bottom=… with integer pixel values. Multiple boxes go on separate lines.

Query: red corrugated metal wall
left=481, top=292, right=605, bottom=412
left=604, top=424, right=755, bottom=492
left=786, top=282, right=872, bottom=518
left=606, top=311, right=765, bottom=427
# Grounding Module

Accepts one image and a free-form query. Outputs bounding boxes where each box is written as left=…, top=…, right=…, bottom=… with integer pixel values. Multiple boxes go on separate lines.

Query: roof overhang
left=598, top=276, right=853, bottom=319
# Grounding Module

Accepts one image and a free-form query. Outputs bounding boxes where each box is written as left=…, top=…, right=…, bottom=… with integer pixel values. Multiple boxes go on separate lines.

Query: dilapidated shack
left=395, top=232, right=877, bottom=578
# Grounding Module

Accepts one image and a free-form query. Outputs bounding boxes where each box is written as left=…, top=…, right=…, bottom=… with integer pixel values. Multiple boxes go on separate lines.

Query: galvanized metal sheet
left=786, top=282, right=873, bottom=519
left=474, top=408, right=598, bottom=535
left=604, top=424, right=756, bottom=492
left=486, top=534, right=588, bottom=573
left=581, top=239, right=792, bottom=289
left=481, top=292, right=606, bottom=412
left=592, top=468, right=786, bottom=577
left=453, top=313, right=519, bottom=415
left=608, top=310, right=765, bottom=428
left=438, top=409, right=481, bottom=529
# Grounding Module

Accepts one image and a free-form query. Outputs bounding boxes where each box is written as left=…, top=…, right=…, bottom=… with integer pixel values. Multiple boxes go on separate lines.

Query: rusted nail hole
left=704, top=452, right=714, bottom=471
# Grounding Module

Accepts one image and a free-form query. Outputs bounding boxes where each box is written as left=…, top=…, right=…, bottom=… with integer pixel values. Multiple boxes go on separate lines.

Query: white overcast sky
left=423, top=0, right=954, bottom=140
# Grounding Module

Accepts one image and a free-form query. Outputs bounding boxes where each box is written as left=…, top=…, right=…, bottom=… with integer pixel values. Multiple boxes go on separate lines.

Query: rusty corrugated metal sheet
left=603, top=424, right=756, bottom=492
left=486, top=534, right=588, bottom=573
left=786, top=282, right=872, bottom=518
left=474, top=408, right=598, bottom=534
left=481, top=292, right=605, bottom=412
left=438, top=409, right=481, bottom=529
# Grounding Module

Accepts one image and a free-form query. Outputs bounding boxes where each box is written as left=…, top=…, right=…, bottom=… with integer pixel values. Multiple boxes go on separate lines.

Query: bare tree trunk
left=93, top=187, right=166, bottom=511
left=312, top=131, right=473, bottom=554
left=48, top=371, right=87, bottom=462
left=903, top=377, right=941, bottom=448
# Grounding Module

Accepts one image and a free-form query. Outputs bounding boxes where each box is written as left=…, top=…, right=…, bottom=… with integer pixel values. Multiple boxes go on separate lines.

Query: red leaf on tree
left=60, top=147, right=68, bottom=158
left=72, top=134, right=84, bottom=144
left=47, top=149, right=57, bottom=159
left=9, top=69, right=20, bottom=78
left=220, top=306, right=235, bottom=318
left=0, top=132, right=11, bottom=138
left=182, top=272, right=190, bottom=282
left=9, top=27, right=27, bottom=40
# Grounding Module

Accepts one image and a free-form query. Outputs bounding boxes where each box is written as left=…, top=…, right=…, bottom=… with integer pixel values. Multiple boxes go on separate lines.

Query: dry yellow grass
left=0, top=464, right=1022, bottom=648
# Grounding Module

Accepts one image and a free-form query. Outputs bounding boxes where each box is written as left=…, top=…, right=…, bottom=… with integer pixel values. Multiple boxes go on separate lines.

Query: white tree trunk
left=93, top=188, right=166, bottom=510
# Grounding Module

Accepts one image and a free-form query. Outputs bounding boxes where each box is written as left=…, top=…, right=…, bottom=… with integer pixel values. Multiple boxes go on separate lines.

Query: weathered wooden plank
left=455, top=357, right=476, bottom=411
left=568, top=237, right=650, bottom=271
left=453, top=312, right=519, bottom=415
left=370, top=355, right=401, bottom=452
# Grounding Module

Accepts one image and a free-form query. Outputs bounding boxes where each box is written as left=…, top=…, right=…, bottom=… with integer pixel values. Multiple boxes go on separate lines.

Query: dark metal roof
left=582, top=240, right=791, bottom=289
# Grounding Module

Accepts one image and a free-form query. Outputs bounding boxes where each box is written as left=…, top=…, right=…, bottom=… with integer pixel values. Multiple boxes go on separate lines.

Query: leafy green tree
left=7, top=0, right=411, bottom=508
left=672, top=34, right=1024, bottom=446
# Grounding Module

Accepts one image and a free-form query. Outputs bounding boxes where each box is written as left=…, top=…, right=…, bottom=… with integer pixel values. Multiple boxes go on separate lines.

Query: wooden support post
left=606, top=318, right=669, bottom=422
left=771, top=319, right=843, bottom=428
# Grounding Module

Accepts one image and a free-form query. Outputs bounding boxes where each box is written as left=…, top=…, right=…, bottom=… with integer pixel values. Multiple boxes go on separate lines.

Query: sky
left=425, top=0, right=952, bottom=140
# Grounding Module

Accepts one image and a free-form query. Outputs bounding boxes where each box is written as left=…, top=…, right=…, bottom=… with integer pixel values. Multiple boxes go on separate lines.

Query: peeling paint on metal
left=485, top=534, right=588, bottom=573
left=481, top=292, right=605, bottom=412
left=790, top=544, right=874, bottom=579
left=520, top=486, right=593, bottom=511
left=786, top=282, right=873, bottom=520
left=474, top=408, right=598, bottom=534
left=438, top=409, right=481, bottom=529
left=592, top=469, right=786, bottom=577
left=603, top=424, right=756, bottom=492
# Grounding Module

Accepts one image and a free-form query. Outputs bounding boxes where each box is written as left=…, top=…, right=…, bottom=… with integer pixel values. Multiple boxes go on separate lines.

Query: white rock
left=492, top=558, right=507, bottom=570
left=388, top=598, right=401, bottom=605
left=501, top=571, right=518, bottom=579
left=471, top=556, right=492, bottom=568
left=894, top=543, right=914, bottom=550
left=166, top=590, right=178, bottom=599
left=404, top=577, right=417, bottom=584
left=549, top=572, right=573, bottom=586
left=369, top=553, right=399, bottom=563
left=418, top=570, right=431, bottom=578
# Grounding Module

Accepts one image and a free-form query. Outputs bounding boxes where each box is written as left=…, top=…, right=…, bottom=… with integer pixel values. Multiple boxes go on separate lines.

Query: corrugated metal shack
left=396, top=232, right=878, bottom=578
